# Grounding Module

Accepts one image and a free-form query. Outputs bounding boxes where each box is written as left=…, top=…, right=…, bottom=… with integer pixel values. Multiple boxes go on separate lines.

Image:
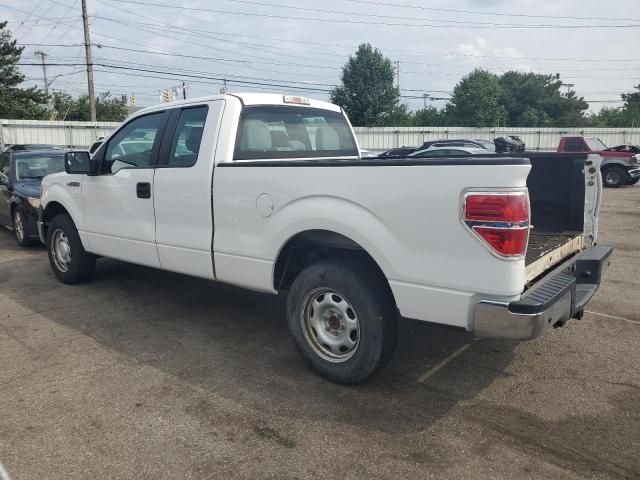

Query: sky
left=2, top=0, right=639, bottom=112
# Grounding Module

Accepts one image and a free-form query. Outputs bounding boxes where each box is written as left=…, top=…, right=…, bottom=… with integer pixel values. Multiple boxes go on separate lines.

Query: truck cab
left=557, top=136, right=640, bottom=187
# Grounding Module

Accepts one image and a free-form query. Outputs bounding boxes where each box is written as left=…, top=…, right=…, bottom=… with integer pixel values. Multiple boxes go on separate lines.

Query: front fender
left=41, top=175, right=87, bottom=247
left=601, top=157, right=633, bottom=169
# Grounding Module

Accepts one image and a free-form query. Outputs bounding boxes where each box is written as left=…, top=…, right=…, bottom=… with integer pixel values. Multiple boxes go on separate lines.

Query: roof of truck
left=134, top=93, right=341, bottom=117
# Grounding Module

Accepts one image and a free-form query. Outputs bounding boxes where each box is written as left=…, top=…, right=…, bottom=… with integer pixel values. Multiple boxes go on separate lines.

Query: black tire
left=602, top=166, right=629, bottom=188
left=286, top=258, right=397, bottom=384
left=46, top=214, right=96, bottom=284
left=12, top=208, right=36, bottom=247
left=627, top=177, right=640, bottom=185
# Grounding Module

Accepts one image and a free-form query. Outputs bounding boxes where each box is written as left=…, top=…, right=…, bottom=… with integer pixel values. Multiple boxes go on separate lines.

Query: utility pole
left=423, top=93, right=429, bottom=108
left=34, top=51, right=49, bottom=96
left=395, top=61, right=400, bottom=89
left=81, top=0, right=96, bottom=122
left=182, top=81, right=187, bottom=99
left=561, top=83, right=574, bottom=96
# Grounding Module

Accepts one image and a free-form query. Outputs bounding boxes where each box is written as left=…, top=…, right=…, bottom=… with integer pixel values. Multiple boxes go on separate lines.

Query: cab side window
left=168, top=106, right=208, bottom=167
left=103, top=112, right=165, bottom=174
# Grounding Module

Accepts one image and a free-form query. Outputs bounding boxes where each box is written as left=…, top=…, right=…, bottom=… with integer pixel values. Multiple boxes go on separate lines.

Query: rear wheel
left=602, top=166, right=629, bottom=188
left=46, top=214, right=96, bottom=284
left=286, top=258, right=397, bottom=384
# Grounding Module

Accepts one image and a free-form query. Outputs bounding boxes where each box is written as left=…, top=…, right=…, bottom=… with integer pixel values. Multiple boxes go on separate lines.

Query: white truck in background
left=39, top=93, right=612, bottom=384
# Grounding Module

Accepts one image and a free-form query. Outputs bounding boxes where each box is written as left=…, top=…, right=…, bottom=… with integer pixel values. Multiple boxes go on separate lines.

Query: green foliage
left=446, top=69, right=507, bottom=127
left=0, top=21, right=48, bottom=119
left=51, top=91, right=128, bottom=121
left=585, top=85, right=640, bottom=127
left=331, top=44, right=637, bottom=128
left=330, top=44, right=402, bottom=126
left=411, top=106, right=447, bottom=126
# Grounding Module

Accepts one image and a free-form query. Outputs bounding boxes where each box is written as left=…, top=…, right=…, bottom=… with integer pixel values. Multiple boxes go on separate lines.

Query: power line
left=18, top=61, right=629, bottom=104
left=97, top=0, right=640, bottom=29
left=338, top=0, right=640, bottom=22
left=27, top=1, right=640, bottom=64
left=136, top=0, right=634, bottom=29
left=33, top=0, right=79, bottom=48
left=16, top=1, right=58, bottom=42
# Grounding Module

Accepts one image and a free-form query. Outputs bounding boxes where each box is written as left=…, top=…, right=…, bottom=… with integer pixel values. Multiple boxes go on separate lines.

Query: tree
left=446, top=69, right=506, bottom=127
left=498, top=72, right=555, bottom=126
left=330, top=44, right=403, bottom=126
left=0, top=21, right=48, bottom=119
left=51, top=91, right=128, bottom=121
left=587, top=84, right=640, bottom=127
left=411, top=106, right=446, bottom=126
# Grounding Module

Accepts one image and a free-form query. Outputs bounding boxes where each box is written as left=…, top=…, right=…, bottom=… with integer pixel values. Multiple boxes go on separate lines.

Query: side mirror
left=64, top=151, right=95, bottom=175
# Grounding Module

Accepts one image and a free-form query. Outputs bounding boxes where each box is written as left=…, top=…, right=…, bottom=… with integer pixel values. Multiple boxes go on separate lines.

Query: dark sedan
left=0, top=150, right=65, bottom=246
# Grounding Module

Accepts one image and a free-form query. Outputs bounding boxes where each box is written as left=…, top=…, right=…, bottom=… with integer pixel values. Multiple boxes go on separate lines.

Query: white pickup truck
left=39, top=93, right=612, bottom=384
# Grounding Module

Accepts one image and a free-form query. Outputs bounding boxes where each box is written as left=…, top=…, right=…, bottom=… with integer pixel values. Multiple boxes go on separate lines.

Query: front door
left=82, top=111, right=168, bottom=267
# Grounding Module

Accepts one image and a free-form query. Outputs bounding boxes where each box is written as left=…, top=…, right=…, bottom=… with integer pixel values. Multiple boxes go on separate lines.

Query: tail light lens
left=463, top=192, right=529, bottom=258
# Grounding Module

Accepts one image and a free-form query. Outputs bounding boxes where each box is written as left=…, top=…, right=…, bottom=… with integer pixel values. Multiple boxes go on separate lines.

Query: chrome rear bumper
left=474, top=245, right=613, bottom=340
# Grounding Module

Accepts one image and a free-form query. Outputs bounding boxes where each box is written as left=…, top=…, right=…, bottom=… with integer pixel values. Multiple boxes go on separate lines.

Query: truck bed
left=525, top=232, right=583, bottom=282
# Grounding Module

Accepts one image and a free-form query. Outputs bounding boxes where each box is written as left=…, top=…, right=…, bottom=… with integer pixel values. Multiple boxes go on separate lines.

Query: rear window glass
left=234, top=106, right=358, bottom=160
left=563, top=138, right=584, bottom=152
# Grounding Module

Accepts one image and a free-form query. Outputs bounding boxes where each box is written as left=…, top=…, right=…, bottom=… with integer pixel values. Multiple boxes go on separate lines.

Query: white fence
left=2, top=119, right=640, bottom=152
left=0, top=119, right=120, bottom=149
left=354, top=126, right=640, bottom=152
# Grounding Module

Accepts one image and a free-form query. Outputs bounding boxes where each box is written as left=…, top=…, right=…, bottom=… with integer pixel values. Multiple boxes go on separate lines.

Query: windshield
left=585, top=138, right=607, bottom=151
left=234, top=106, right=358, bottom=160
left=14, top=153, right=65, bottom=181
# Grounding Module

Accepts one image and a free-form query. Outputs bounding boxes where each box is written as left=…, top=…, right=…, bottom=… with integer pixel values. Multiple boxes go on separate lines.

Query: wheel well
left=42, top=202, right=70, bottom=238
left=274, top=230, right=392, bottom=295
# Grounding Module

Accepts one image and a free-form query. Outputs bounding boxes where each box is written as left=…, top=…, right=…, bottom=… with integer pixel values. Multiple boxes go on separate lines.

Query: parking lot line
left=0, top=461, right=12, bottom=480
left=586, top=310, right=640, bottom=325
left=417, top=343, right=471, bottom=383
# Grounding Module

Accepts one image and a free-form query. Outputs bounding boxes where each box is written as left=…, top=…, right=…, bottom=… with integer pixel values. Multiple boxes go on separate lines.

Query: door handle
left=136, top=182, right=151, bottom=199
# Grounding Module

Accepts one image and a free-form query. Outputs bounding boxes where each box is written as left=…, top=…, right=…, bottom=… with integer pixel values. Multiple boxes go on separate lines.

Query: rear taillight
left=463, top=192, right=530, bottom=258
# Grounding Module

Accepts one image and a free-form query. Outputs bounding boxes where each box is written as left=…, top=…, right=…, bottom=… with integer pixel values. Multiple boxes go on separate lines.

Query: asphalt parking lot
left=1, top=186, right=639, bottom=480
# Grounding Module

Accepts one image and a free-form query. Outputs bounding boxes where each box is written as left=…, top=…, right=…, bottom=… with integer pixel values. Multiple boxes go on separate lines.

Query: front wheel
left=46, top=214, right=96, bottom=284
left=286, top=258, right=397, bottom=384
left=602, top=166, right=629, bottom=188
left=12, top=209, right=36, bottom=246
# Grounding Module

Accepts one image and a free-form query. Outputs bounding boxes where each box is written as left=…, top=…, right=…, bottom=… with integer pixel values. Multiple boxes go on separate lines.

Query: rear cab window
left=563, top=138, right=586, bottom=152
left=233, top=106, right=358, bottom=160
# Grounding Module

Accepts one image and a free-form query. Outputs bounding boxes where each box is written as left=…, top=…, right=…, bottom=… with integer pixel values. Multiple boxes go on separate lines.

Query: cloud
left=456, top=38, right=526, bottom=67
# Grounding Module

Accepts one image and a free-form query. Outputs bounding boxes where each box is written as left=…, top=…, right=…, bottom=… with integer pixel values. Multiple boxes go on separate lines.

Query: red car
left=557, top=136, right=640, bottom=188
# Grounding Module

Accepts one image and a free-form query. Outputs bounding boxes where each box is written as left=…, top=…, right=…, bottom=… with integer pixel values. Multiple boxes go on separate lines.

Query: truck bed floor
left=526, top=233, right=579, bottom=266
left=525, top=232, right=583, bottom=282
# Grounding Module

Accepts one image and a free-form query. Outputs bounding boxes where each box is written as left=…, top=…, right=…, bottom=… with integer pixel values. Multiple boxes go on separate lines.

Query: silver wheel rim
left=605, top=171, right=620, bottom=185
left=301, top=288, right=360, bottom=363
left=51, top=229, right=71, bottom=272
left=14, top=212, right=24, bottom=242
